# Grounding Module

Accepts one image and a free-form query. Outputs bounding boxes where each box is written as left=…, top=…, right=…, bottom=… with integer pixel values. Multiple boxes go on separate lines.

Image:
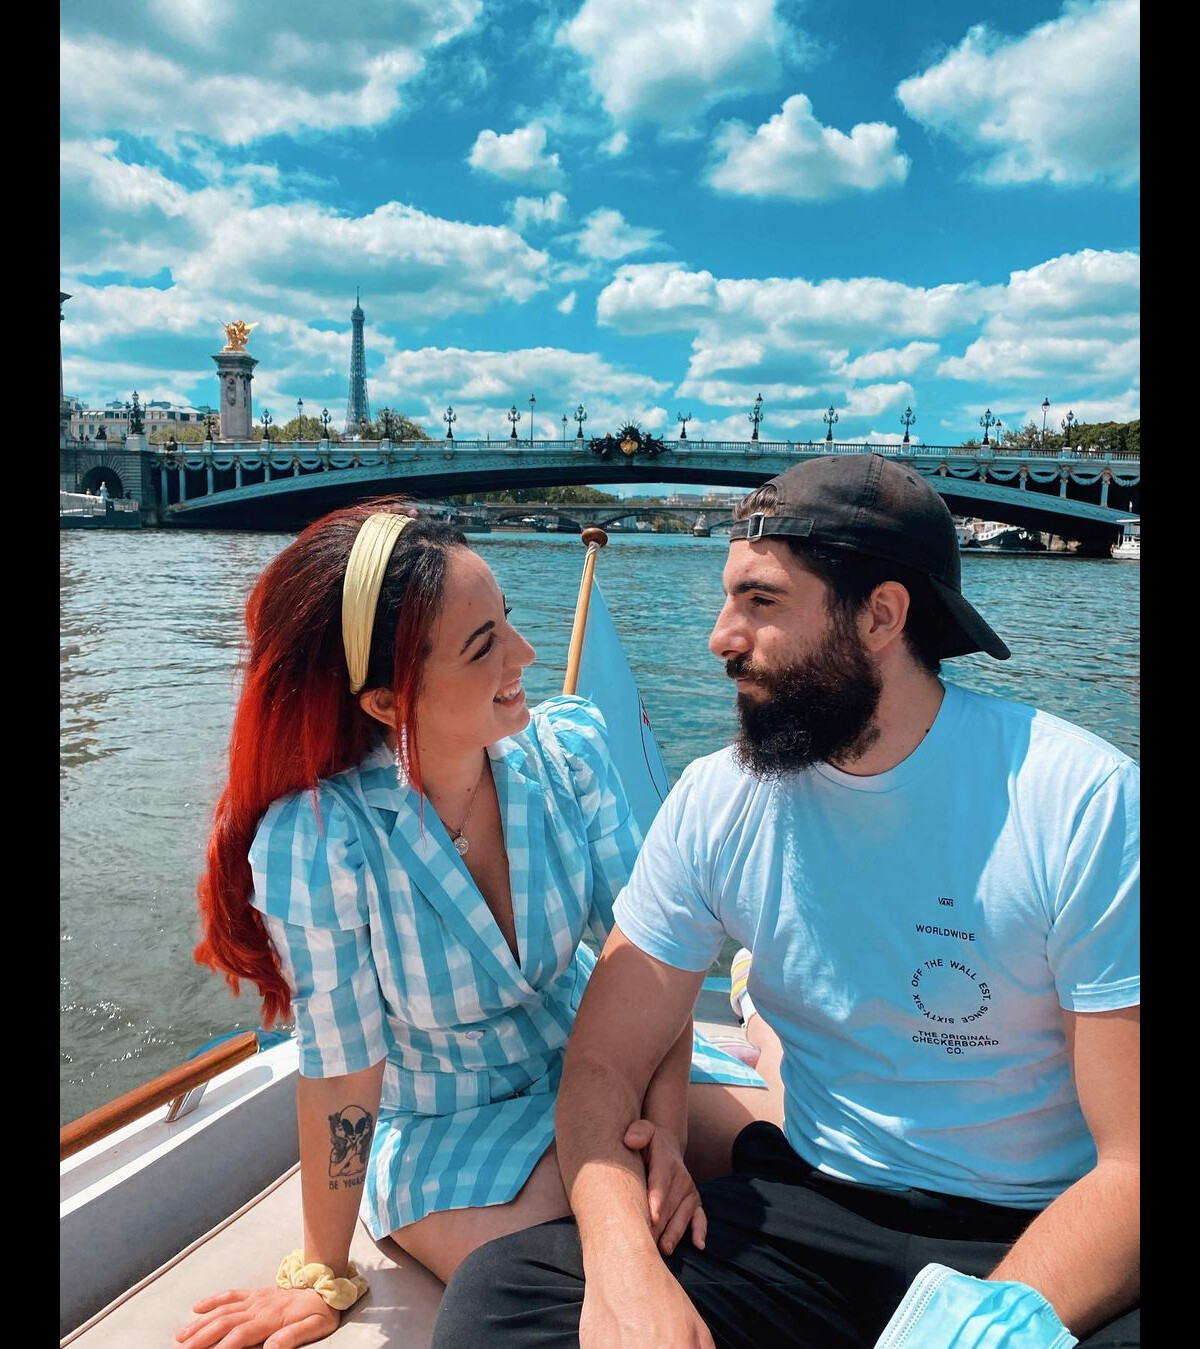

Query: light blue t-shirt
left=613, top=682, right=1139, bottom=1209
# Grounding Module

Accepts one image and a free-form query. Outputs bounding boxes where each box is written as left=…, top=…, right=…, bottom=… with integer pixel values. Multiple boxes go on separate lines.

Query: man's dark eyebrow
left=729, top=578, right=790, bottom=597
left=459, top=619, right=495, bottom=655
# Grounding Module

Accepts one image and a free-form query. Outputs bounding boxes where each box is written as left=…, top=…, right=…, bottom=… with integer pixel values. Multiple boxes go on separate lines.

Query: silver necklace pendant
left=454, top=835, right=470, bottom=856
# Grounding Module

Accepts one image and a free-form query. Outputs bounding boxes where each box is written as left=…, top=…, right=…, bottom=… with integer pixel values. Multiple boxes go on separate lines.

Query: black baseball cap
left=729, top=453, right=1010, bottom=660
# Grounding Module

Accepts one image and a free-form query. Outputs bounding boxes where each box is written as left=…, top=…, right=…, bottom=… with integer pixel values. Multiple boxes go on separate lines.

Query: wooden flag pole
left=562, top=527, right=608, bottom=695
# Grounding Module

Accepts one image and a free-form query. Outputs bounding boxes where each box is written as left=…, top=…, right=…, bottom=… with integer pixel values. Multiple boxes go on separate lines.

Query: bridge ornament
left=590, top=424, right=667, bottom=462
left=221, top=320, right=258, bottom=352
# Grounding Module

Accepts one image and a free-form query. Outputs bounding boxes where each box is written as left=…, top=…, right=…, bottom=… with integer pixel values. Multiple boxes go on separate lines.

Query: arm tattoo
left=326, top=1105, right=375, bottom=1189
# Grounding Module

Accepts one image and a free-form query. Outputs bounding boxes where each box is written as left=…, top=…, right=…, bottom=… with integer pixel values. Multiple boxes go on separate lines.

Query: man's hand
left=624, top=1118, right=707, bottom=1256
left=580, top=1257, right=716, bottom=1349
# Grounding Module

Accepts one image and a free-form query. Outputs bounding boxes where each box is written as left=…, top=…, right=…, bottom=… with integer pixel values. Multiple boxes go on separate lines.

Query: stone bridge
left=58, top=437, right=1140, bottom=550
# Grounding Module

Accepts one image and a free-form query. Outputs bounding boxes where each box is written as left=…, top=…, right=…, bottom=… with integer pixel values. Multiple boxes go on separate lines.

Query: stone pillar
left=212, top=350, right=259, bottom=440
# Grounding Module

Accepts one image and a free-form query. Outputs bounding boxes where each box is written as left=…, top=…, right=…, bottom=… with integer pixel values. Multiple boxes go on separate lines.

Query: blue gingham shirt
left=250, top=696, right=642, bottom=1117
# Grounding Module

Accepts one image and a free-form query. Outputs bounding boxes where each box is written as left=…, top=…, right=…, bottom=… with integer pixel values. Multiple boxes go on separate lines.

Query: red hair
left=194, top=500, right=465, bottom=1025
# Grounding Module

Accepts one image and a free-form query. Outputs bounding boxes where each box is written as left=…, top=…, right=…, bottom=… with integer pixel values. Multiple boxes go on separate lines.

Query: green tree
left=148, top=426, right=207, bottom=444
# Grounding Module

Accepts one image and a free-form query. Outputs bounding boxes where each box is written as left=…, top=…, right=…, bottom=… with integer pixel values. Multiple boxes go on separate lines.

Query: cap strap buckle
left=746, top=513, right=766, bottom=541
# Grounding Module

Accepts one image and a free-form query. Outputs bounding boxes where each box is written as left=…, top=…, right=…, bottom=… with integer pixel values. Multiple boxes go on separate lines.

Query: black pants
left=434, top=1122, right=1139, bottom=1347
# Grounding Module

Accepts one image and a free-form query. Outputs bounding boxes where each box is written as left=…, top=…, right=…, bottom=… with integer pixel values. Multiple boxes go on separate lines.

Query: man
left=433, top=454, right=1139, bottom=1347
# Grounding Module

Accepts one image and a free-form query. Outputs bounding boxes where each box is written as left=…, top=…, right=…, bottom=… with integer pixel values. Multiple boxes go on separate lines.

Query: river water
left=60, top=529, right=1139, bottom=1124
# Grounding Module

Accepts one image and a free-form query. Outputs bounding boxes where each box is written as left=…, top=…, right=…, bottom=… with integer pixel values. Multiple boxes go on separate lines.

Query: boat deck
left=62, top=996, right=746, bottom=1348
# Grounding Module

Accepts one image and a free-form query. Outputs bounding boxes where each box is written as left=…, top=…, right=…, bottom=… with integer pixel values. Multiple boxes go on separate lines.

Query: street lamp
left=994, top=419, right=1003, bottom=447
left=979, top=408, right=996, bottom=445
left=678, top=412, right=692, bottom=440
left=261, top=408, right=273, bottom=443
left=508, top=405, right=521, bottom=440
left=823, top=405, right=839, bottom=443
left=1041, top=397, right=1050, bottom=448
left=574, top=404, right=587, bottom=440
left=749, top=393, right=763, bottom=442
left=380, top=407, right=395, bottom=440
left=320, top=407, right=332, bottom=440
left=1061, top=411, right=1075, bottom=448
left=444, top=406, right=456, bottom=440
left=205, top=413, right=217, bottom=442
left=900, top=407, right=915, bottom=444
left=528, top=394, right=536, bottom=444
left=296, top=396, right=304, bottom=434
left=561, top=414, right=568, bottom=443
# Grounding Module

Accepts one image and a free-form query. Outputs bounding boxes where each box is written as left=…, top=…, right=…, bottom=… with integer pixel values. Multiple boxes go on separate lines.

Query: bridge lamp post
left=749, top=393, right=763, bottom=441
left=320, top=407, right=331, bottom=440
left=979, top=408, right=995, bottom=445
left=296, top=396, right=304, bottom=434
left=901, top=407, right=915, bottom=444
left=528, top=394, right=536, bottom=443
left=994, top=420, right=1003, bottom=447
left=824, top=405, right=839, bottom=443
left=574, top=404, right=587, bottom=440
left=1061, top=411, right=1075, bottom=448
left=561, top=414, right=568, bottom=442
left=380, top=407, right=395, bottom=441
left=1041, top=397, right=1050, bottom=448
left=261, top=408, right=273, bottom=444
left=205, top=414, right=217, bottom=442
left=444, top=406, right=456, bottom=441
left=678, top=412, right=692, bottom=440
left=508, top=405, right=521, bottom=441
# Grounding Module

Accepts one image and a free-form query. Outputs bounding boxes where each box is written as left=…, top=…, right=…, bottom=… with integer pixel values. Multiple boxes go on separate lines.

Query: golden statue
left=221, top=320, right=258, bottom=352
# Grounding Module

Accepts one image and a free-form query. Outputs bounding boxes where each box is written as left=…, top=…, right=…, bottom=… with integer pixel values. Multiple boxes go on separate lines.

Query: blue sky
left=61, top=0, right=1139, bottom=492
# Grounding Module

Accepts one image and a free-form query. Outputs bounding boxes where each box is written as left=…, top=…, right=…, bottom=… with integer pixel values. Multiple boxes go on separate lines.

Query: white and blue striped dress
left=250, top=695, right=762, bottom=1238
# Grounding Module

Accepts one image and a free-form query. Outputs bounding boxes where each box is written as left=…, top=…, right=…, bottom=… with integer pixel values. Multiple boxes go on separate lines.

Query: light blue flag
left=575, top=580, right=671, bottom=838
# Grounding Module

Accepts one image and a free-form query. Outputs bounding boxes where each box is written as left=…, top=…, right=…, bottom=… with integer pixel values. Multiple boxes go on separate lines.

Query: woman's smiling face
left=413, top=546, right=537, bottom=755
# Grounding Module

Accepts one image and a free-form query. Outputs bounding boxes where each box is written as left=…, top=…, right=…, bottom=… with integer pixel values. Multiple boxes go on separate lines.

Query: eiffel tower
left=344, top=288, right=371, bottom=434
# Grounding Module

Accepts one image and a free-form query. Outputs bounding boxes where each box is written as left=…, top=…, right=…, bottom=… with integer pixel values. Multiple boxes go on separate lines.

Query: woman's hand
left=623, top=1117, right=707, bottom=1256
left=174, top=1285, right=339, bottom=1349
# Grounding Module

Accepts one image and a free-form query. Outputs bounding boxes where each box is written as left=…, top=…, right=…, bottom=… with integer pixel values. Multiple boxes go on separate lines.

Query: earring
left=396, top=723, right=412, bottom=787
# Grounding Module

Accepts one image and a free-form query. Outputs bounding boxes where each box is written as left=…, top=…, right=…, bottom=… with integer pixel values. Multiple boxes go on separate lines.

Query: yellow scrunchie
left=276, top=1250, right=370, bottom=1311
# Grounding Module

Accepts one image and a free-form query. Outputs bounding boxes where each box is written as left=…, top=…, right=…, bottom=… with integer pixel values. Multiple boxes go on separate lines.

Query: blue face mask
left=874, top=1263, right=1078, bottom=1348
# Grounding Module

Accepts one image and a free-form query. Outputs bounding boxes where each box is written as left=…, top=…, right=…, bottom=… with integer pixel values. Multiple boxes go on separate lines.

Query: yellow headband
left=342, top=512, right=412, bottom=694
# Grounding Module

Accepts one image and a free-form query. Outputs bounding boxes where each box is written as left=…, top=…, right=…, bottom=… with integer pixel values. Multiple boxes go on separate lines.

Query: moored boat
left=1111, top=519, right=1140, bottom=560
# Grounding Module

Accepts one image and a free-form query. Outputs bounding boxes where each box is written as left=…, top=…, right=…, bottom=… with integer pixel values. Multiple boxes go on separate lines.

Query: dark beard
left=729, top=610, right=883, bottom=779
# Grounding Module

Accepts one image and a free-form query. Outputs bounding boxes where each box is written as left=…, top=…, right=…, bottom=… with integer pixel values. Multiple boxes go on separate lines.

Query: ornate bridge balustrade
left=139, top=438, right=1139, bottom=545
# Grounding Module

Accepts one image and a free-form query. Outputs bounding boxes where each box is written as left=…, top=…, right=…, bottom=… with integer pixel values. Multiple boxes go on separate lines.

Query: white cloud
left=469, top=123, right=564, bottom=186
left=897, top=0, right=1139, bottom=187
left=602, top=131, right=629, bottom=156
left=60, top=0, right=483, bottom=147
left=370, top=344, right=671, bottom=437
left=556, top=291, right=578, bottom=314
left=596, top=249, right=1137, bottom=422
left=993, top=249, right=1141, bottom=328
left=837, top=343, right=939, bottom=380
left=556, top=0, right=786, bottom=130
left=61, top=144, right=552, bottom=343
left=598, top=263, right=984, bottom=341
left=707, top=95, right=909, bottom=200
left=575, top=209, right=661, bottom=261
left=510, top=191, right=570, bottom=229
left=938, top=335, right=1139, bottom=384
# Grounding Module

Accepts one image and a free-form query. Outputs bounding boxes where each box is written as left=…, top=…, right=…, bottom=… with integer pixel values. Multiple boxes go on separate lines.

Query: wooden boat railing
left=60, top=1031, right=260, bottom=1162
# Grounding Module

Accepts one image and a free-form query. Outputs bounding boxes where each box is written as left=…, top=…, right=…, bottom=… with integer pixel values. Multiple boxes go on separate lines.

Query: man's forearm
left=557, top=1052, right=663, bottom=1265
left=988, top=1160, right=1139, bottom=1336
left=641, top=1020, right=692, bottom=1145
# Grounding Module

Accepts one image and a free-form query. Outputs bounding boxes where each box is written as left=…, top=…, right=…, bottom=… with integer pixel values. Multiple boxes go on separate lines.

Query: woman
left=175, top=501, right=779, bottom=1349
